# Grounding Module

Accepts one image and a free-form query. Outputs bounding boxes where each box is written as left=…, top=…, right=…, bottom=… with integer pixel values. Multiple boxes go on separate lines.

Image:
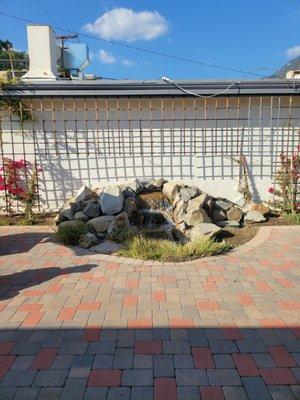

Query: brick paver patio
left=0, top=225, right=299, bottom=400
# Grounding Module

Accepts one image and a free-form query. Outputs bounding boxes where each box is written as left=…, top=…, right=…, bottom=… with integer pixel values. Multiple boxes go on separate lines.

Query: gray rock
left=217, top=220, right=240, bottom=228
left=183, top=208, right=211, bottom=227
left=227, top=206, right=243, bottom=222
left=107, top=212, right=131, bottom=237
left=100, top=185, right=124, bottom=215
left=212, top=209, right=227, bottom=222
left=128, top=179, right=144, bottom=193
left=180, top=186, right=199, bottom=202
left=83, top=203, right=101, bottom=218
left=172, top=192, right=182, bottom=207
left=173, top=200, right=187, bottom=225
left=122, top=196, right=137, bottom=217
left=74, top=185, right=94, bottom=202
left=214, top=199, right=231, bottom=211
left=58, top=220, right=86, bottom=230
left=121, top=186, right=136, bottom=198
left=144, top=178, right=166, bottom=191
left=69, top=200, right=84, bottom=214
left=186, top=193, right=209, bottom=214
left=74, top=211, right=89, bottom=222
left=244, top=211, right=266, bottom=223
left=178, top=222, right=187, bottom=232
left=87, top=216, right=115, bottom=235
left=90, top=240, right=123, bottom=254
left=187, top=223, right=221, bottom=241
left=59, top=207, right=74, bottom=221
left=78, top=232, right=98, bottom=249
left=162, top=181, right=181, bottom=201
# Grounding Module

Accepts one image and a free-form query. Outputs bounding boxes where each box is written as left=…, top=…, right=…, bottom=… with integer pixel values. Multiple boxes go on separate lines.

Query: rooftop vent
left=286, top=70, right=300, bottom=79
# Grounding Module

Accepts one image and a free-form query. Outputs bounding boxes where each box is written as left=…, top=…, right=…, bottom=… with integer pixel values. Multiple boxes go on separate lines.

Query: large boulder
left=244, top=202, right=269, bottom=216
left=74, top=185, right=94, bottom=202
left=59, top=207, right=73, bottom=221
left=74, top=211, right=89, bottom=222
left=227, top=206, right=243, bottom=222
left=173, top=200, right=187, bottom=225
left=163, top=181, right=181, bottom=201
left=180, top=186, right=200, bottom=202
left=144, top=178, right=166, bottom=191
left=83, top=203, right=101, bottom=218
left=78, top=232, right=98, bottom=249
left=90, top=240, right=123, bottom=254
left=217, top=220, right=240, bottom=228
left=183, top=208, right=211, bottom=227
left=87, top=215, right=115, bottom=235
left=128, top=179, right=144, bottom=193
left=122, top=196, right=137, bottom=217
left=244, top=211, right=266, bottom=223
left=100, top=185, right=124, bottom=215
left=212, top=209, right=227, bottom=222
left=214, top=199, right=231, bottom=211
left=187, top=223, right=221, bottom=241
left=186, top=193, right=209, bottom=214
left=107, top=212, right=131, bottom=236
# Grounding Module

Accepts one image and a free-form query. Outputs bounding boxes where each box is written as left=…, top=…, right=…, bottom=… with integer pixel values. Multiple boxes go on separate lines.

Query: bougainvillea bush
left=0, top=157, right=41, bottom=221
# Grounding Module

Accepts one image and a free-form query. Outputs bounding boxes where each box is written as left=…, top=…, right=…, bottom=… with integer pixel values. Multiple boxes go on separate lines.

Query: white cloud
left=99, top=49, right=116, bottom=64
left=122, top=59, right=135, bottom=66
left=83, top=7, right=168, bottom=42
left=286, top=45, right=300, bottom=59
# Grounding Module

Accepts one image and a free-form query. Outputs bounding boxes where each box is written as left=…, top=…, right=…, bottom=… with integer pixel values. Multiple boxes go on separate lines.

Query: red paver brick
left=77, top=302, right=101, bottom=311
left=268, top=346, right=297, bottom=367
left=154, top=378, right=177, bottom=400
left=255, top=281, right=272, bottom=292
left=290, top=326, right=300, bottom=339
left=192, top=347, right=215, bottom=369
left=279, top=300, right=300, bottom=310
left=207, top=275, right=225, bottom=283
left=276, top=278, right=294, bottom=288
left=22, top=289, right=44, bottom=297
left=197, top=301, right=220, bottom=311
left=233, top=354, right=260, bottom=376
left=0, top=355, right=16, bottom=378
left=22, top=311, right=43, bottom=327
left=123, top=295, right=138, bottom=307
left=126, top=279, right=139, bottom=289
left=243, top=267, right=257, bottom=276
left=203, top=281, right=217, bottom=292
left=128, top=319, right=152, bottom=329
left=260, top=368, right=297, bottom=385
left=18, top=303, right=42, bottom=313
left=237, top=293, right=254, bottom=306
left=152, top=291, right=166, bottom=302
left=135, top=340, right=163, bottom=355
left=47, top=283, right=62, bottom=294
left=107, top=262, right=119, bottom=270
left=260, top=318, right=286, bottom=328
left=169, top=318, right=194, bottom=329
left=158, top=276, right=176, bottom=284
left=31, top=348, right=57, bottom=369
left=91, top=276, right=108, bottom=284
left=222, top=326, right=243, bottom=340
left=83, top=326, right=102, bottom=342
left=58, top=307, right=76, bottom=321
left=0, top=342, right=15, bottom=355
left=200, top=386, right=225, bottom=400
left=88, top=370, right=122, bottom=387
left=0, top=303, right=7, bottom=312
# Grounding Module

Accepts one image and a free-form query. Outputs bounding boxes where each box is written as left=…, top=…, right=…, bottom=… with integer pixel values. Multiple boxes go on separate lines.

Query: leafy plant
left=108, top=225, right=136, bottom=244
left=119, top=235, right=230, bottom=262
left=283, top=212, right=300, bottom=225
left=56, top=221, right=88, bottom=245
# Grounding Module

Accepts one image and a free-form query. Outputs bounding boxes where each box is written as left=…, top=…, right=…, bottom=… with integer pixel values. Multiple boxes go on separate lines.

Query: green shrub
left=108, top=226, right=136, bottom=244
left=56, top=221, right=88, bottom=245
left=119, top=235, right=230, bottom=262
left=283, top=212, right=300, bottom=225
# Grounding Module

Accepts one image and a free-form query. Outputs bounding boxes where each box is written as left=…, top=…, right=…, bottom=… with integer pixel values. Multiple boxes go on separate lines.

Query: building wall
left=0, top=95, right=299, bottom=211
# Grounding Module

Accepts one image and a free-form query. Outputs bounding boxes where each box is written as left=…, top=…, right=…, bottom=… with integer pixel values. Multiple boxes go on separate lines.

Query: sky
left=1, top=0, right=300, bottom=80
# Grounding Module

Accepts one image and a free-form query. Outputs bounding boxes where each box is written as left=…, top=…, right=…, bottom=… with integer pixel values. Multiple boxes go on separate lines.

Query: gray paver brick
left=11, top=342, right=42, bottom=356
left=11, top=355, right=35, bottom=370
left=209, top=340, right=239, bottom=354
left=252, top=353, right=276, bottom=368
left=37, top=387, right=63, bottom=400
left=51, top=355, right=74, bottom=370
left=187, top=330, right=208, bottom=347
left=269, top=386, right=297, bottom=400
left=60, top=378, right=87, bottom=400
left=163, top=340, right=191, bottom=354
left=69, top=355, right=94, bottom=378
left=213, top=354, right=235, bottom=369
left=84, top=387, right=108, bottom=400
left=33, top=369, right=68, bottom=387
left=0, top=388, right=17, bottom=400
left=243, top=377, right=272, bottom=400
left=14, top=387, right=40, bottom=400
left=154, top=355, right=174, bottom=377
left=87, top=341, right=116, bottom=355
left=107, top=387, right=131, bottom=400
left=207, top=369, right=242, bottom=386
left=134, top=355, right=153, bottom=369
left=1, top=370, right=37, bottom=387
left=58, top=341, right=88, bottom=355
left=175, top=369, right=208, bottom=386
left=177, top=386, right=201, bottom=400
left=121, top=369, right=153, bottom=386
left=237, top=340, right=267, bottom=354
left=92, top=355, right=114, bottom=369
left=291, top=386, right=300, bottom=399
left=113, top=348, right=134, bottom=369
left=131, top=387, right=154, bottom=400
left=223, top=386, right=249, bottom=400
left=174, top=355, right=194, bottom=369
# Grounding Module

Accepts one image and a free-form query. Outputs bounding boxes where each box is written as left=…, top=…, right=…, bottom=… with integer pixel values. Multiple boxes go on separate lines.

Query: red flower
left=268, top=187, right=274, bottom=194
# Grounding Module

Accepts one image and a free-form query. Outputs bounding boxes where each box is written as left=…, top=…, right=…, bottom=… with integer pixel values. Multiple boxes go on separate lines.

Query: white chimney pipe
left=23, top=25, right=59, bottom=80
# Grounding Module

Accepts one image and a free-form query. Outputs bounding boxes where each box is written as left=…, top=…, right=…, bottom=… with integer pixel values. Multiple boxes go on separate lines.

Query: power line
left=0, top=11, right=268, bottom=78
left=35, top=0, right=58, bottom=27
left=0, top=1, right=25, bottom=26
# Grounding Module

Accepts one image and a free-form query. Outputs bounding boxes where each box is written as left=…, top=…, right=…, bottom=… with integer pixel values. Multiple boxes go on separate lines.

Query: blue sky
left=1, top=0, right=300, bottom=80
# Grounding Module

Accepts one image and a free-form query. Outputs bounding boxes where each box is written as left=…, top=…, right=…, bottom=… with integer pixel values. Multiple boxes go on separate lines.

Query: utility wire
left=0, top=1, right=25, bottom=26
left=35, top=0, right=58, bottom=27
left=0, top=11, right=268, bottom=78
